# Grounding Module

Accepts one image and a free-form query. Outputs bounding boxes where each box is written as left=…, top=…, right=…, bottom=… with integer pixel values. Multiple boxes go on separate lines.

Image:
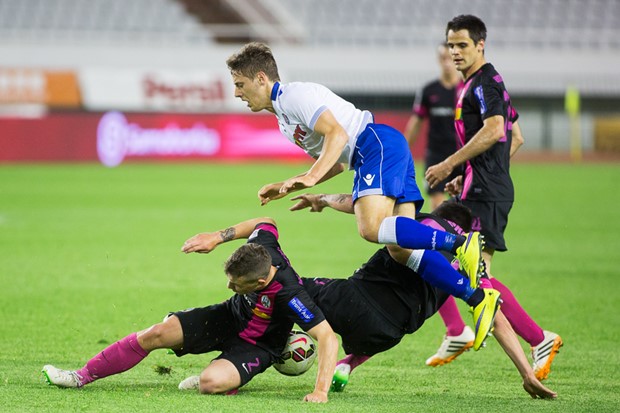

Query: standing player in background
left=424, top=15, right=562, bottom=379
left=403, top=43, right=462, bottom=211
left=226, top=42, right=500, bottom=350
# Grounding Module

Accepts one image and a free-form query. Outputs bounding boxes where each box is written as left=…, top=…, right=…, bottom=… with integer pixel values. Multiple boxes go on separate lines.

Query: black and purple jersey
left=225, top=223, right=325, bottom=356
left=413, top=79, right=462, bottom=165
left=303, top=214, right=462, bottom=344
left=454, top=63, right=519, bottom=201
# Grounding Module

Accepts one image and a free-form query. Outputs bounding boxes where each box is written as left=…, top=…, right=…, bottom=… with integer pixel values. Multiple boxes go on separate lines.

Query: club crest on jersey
left=293, top=125, right=306, bottom=148
left=261, top=295, right=271, bottom=308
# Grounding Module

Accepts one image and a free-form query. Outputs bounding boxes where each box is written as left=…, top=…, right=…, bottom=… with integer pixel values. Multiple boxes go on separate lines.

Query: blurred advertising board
left=0, top=111, right=417, bottom=166
left=1, top=111, right=306, bottom=166
left=80, top=69, right=245, bottom=113
left=0, top=68, right=81, bottom=108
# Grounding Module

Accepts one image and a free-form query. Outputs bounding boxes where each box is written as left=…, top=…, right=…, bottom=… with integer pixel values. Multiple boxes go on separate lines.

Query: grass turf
left=1, top=162, right=619, bottom=412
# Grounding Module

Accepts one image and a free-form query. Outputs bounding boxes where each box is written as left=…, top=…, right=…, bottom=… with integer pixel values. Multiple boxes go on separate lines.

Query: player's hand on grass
left=181, top=232, right=221, bottom=254
left=289, top=194, right=326, bottom=212
left=258, top=182, right=288, bottom=205
left=522, top=374, right=557, bottom=399
left=444, top=176, right=463, bottom=196
left=303, top=390, right=328, bottom=403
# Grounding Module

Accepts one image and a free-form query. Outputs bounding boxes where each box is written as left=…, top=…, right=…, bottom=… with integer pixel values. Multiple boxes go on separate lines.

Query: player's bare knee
left=358, top=226, right=379, bottom=243
left=198, top=372, right=227, bottom=395
left=138, top=323, right=171, bottom=350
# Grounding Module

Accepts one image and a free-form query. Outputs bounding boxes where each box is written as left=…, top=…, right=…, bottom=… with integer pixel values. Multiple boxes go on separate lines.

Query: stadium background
left=2, top=0, right=620, bottom=163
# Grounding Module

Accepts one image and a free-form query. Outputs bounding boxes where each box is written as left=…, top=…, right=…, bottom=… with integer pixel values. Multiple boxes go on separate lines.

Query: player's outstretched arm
left=493, top=310, right=557, bottom=399
left=259, top=164, right=344, bottom=206
left=181, top=217, right=276, bottom=254
left=303, top=320, right=339, bottom=403
left=290, top=193, right=354, bottom=214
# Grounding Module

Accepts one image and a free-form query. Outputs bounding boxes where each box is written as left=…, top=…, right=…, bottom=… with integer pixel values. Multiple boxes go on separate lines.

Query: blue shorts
left=351, top=123, right=424, bottom=211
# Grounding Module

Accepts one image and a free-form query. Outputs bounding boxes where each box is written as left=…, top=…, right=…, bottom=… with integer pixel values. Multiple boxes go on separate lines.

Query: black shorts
left=170, top=304, right=275, bottom=386
left=463, top=200, right=513, bottom=252
left=307, top=279, right=406, bottom=356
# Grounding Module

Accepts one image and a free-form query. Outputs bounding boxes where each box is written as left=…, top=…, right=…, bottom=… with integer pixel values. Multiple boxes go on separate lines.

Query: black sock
left=450, top=235, right=467, bottom=254
left=466, top=288, right=484, bottom=307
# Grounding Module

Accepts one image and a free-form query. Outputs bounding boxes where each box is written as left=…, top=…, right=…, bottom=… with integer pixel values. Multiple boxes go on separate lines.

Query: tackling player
left=42, top=218, right=338, bottom=403
left=226, top=42, right=499, bottom=350
left=289, top=194, right=556, bottom=399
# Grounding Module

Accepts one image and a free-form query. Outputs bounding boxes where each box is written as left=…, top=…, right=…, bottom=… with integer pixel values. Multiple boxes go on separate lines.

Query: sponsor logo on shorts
left=242, top=357, right=261, bottom=374
left=362, top=173, right=375, bottom=186
left=288, top=297, right=315, bottom=322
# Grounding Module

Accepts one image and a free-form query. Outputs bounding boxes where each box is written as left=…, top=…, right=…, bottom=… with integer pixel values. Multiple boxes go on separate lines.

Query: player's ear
left=477, top=39, right=485, bottom=53
left=256, top=71, right=268, bottom=85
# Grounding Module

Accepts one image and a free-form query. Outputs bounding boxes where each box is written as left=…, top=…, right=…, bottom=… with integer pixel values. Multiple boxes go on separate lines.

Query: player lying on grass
left=178, top=202, right=555, bottom=399
left=42, top=218, right=339, bottom=403
left=290, top=198, right=556, bottom=399
left=226, top=42, right=499, bottom=351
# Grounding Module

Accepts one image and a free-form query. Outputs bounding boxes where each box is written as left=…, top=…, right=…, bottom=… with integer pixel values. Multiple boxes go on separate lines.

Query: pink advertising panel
left=0, top=111, right=420, bottom=166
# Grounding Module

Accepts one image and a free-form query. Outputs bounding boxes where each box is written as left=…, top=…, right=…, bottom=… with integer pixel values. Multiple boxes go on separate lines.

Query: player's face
left=227, top=273, right=261, bottom=295
left=446, top=29, right=485, bottom=78
left=231, top=72, right=272, bottom=112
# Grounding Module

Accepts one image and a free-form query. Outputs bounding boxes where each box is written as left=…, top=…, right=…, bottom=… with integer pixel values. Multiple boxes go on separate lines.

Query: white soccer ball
left=273, top=330, right=317, bottom=376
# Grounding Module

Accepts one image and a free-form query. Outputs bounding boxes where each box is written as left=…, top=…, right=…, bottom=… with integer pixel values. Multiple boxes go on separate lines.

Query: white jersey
left=271, top=82, right=373, bottom=167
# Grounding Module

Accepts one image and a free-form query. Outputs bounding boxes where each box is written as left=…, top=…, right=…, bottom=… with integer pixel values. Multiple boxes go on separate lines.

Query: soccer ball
left=273, top=330, right=317, bottom=376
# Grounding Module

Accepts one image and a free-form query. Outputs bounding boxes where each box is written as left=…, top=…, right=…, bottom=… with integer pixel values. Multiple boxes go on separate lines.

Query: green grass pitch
left=1, top=162, right=619, bottom=412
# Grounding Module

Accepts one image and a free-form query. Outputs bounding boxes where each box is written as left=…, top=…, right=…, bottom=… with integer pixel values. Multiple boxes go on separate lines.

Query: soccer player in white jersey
left=226, top=43, right=500, bottom=350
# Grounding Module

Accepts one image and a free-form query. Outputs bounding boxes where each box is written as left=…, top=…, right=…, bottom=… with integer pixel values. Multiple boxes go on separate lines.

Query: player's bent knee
left=138, top=320, right=181, bottom=351
left=357, top=226, right=379, bottom=243
left=199, top=360, right=240, bottom=394
left=199, top=371, right=235, bottom=395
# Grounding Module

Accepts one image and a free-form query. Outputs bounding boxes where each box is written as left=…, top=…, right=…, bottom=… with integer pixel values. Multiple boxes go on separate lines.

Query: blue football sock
left=378, top=216, right=460, bottom=252
left=413, top=250, right=475, bottom=301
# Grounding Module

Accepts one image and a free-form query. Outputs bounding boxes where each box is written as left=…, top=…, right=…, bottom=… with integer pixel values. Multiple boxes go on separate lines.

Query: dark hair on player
left=446, top=14, right=487, bottom=44
left=226, top=42, right=281, bottom=81
left=224, top=243, right=272, bottom=281
left=433, top=200, right=473, bottom=233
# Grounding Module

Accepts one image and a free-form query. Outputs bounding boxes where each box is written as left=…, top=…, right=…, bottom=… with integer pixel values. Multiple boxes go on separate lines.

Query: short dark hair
left=446, top=15, right=487, bottom=44
left=226, top=42, right=281, bottom=81
left=433, top=200, right=473, bottom=233
left=224, top=243, right=272, bottom=281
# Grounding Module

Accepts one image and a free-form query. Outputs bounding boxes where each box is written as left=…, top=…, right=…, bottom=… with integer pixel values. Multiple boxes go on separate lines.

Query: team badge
left=261, top=295, right=271, bottom=308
